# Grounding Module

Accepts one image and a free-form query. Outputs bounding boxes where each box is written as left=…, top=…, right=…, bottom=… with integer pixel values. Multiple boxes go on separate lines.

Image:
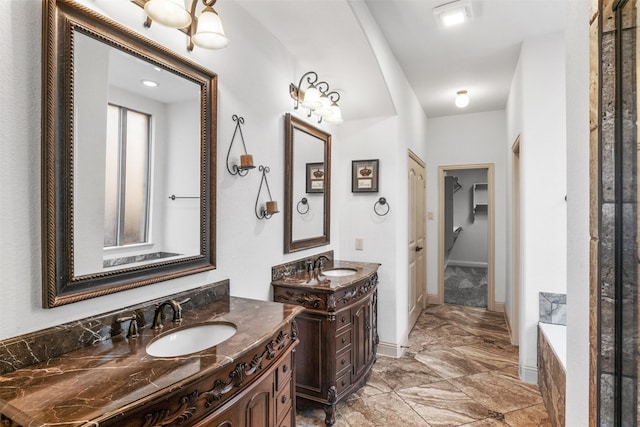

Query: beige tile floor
left=296, top=304, right=551, bottom=427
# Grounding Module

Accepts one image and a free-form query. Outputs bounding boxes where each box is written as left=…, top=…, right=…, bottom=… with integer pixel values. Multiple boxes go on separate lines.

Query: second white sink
left=322, top=268, right=358, bottom=277
left=146, top=322, right=237, bottom=357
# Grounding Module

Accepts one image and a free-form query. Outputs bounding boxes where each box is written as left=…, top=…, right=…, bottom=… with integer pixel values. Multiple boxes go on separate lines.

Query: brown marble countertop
left=271, top=260, right=380, bottom=291
left=0, top=297, right=303, bottom=427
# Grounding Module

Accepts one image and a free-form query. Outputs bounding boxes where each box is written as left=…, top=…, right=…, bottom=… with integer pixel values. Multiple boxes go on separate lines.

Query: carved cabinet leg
left=324, top=386, right=337, bottom=426
left=323, top=404, right=336, bottom=427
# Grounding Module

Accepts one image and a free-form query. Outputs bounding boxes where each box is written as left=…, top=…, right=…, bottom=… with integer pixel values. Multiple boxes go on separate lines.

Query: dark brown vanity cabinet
left=196, top=350, right=295, bottom=427
left=272, top=267, right=379, bottom=426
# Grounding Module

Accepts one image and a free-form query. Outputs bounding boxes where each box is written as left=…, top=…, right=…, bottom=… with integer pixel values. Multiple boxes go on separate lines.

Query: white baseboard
left=493, top=302, right=504, bottom=313
left=520, top=364, right=538, bottom=384
left=447, top=260, right=489, bottom=268
left=503, top=307, right=512, bottom=336
left=427, top=293, right=441, bottom=305
left=377, top=341, right=405, bottom=358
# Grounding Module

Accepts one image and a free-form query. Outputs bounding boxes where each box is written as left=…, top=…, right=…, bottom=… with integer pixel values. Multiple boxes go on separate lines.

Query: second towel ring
left=297, top=198, right=309, bottom=214
left=374, top=197, right=390, bottom=216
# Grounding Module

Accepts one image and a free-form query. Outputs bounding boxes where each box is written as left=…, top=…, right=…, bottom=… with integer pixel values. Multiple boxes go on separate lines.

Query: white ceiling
left=235, top=0, right=567, bottom=119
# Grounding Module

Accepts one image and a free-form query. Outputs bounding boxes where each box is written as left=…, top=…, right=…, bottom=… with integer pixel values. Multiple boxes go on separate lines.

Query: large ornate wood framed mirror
left=42, top=0, right=217, bottom=307
left=284, top=113, right=331, bottom=253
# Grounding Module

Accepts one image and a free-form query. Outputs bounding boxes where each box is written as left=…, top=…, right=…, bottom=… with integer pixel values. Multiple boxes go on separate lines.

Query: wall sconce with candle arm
left=132, top=0, right=229, bottom=51
left=255, top=166, right=279, bottom=220
left=290, top=71, right=343, bottom=124
left=226, top=115, right=255, bottom=176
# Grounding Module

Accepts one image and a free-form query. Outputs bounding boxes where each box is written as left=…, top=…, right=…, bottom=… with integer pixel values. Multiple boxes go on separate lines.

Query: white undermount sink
left=322, top=268, right=358, bottom=277
left=146, top=322, right=237, bottom=357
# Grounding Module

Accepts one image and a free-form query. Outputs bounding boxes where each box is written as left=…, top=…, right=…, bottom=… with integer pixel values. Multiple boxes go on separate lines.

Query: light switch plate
left=355, top=238, right=364, bottom=250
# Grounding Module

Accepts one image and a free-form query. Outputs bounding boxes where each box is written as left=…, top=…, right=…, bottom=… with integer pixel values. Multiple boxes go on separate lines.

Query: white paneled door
left=408, top=152, right=426, bottom=330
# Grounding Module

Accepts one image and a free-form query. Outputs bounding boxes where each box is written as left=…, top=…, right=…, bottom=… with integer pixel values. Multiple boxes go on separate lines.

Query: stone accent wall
left=592, top=0, right=638, bottom=424
left=538, top=327, right=566, bottom=427
left=539, top=292, right=567, bottom=325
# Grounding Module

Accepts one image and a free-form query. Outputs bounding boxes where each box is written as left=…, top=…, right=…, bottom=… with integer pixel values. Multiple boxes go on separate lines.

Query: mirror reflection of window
left=104, top=104, right=151, bottom=248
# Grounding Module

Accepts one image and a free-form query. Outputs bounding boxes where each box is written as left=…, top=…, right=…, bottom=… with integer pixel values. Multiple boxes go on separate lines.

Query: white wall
left=0, top=0, right=337, bottom=340
left=506, top=32, right=567, bottom=383
left=564, top=0, right=590, bottom=423
left=74, top=35, right=110, bottom=275
left=425, top=111, right=507, bottom=305
left=0, top=0, right=429, bottom=353
left=339, top=0, right=429, bottom=355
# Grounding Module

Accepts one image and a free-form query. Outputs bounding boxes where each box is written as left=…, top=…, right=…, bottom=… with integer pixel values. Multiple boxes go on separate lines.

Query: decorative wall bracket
left=226, top=115, right=255, bottom=176
left=255, top=166, right=279, bottom=220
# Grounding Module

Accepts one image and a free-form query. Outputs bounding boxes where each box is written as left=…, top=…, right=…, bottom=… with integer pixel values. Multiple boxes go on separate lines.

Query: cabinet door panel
left=244, top=388, right=272, bottom=427
left=295, top=315, right=324, bottom=393
left=352, top=301, right=372, bottom=378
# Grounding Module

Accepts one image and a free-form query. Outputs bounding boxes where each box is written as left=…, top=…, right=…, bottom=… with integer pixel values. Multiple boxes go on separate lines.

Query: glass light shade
left=192, top=7, right=230, bottom=50
left=314, top=95, right=333, bottom=117
left=324, top=104, right=343, bottom=123
left=144, top=0, right=191, bottom=28
left=455, top=90, right=469, bottom=108
left=301, top=84, right=322, bottom=109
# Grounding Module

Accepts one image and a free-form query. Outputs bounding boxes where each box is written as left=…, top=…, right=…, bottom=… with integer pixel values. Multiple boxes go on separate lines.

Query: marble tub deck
left=297, top=304, right=550, bottom=426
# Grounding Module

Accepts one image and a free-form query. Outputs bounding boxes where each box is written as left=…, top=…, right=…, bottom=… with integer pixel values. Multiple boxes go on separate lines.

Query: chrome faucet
left=151, top=298, right=189, bottom=329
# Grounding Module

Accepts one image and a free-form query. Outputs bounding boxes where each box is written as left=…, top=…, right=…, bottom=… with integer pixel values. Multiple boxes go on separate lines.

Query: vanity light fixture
left=455, top=90, right=470, bottom=108
left=255, top=166, right=279, bottom=220
left=133, top=0, right=229, bottom=51
left=290, top=71, right=343, bottom=124
left=226, top=115, right=255, bottom=176
left=433, top=1, right=473, bottom=27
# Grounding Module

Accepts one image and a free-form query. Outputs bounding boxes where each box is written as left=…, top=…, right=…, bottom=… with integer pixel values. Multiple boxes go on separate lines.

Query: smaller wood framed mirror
left=284, top=113, right=331, bottom=253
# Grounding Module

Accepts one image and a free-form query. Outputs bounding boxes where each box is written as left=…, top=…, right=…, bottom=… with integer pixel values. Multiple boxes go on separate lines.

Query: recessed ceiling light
left=455, top=90, right=469, bottom=108
left=433, top=1, right=473, bottom=27
left=141, top=79, right=159, bottom=88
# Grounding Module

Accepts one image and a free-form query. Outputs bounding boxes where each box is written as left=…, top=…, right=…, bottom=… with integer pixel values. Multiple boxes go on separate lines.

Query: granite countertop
left=0, top=296, right=303, bottom=426
left=271, top=260, right=380, bottom=291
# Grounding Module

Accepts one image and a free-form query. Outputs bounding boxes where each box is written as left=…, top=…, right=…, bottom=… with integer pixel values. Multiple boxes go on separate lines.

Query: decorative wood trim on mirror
left=42, top=0, right=217, bottom=307
left=284, top=113, right=331, bottom=253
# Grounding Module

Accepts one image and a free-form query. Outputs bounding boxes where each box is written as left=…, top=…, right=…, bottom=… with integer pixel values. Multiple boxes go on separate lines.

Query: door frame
left=408, top=150, right=427, bottom=326
left=437, top=163, right=495, bottom=311
left=510, top=135, right=521, bottom=344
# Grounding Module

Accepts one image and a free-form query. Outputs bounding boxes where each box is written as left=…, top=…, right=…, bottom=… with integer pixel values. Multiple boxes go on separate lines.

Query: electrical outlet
left=355, top=238, right=364, bottom=250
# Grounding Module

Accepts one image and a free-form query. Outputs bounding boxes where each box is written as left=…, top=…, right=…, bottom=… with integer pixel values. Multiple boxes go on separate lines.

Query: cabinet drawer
left=276, top=351, right=293, bottom=392
left=337, top=309, right=351, bottom=332
left=277, top=409, right=293, bottom=427
left=336, top=348, right=352, bottom=376
left=276, top=379, right=292, bottom=423
left=336, top=329, right=352, bottom=353
left=336, top=370, right=352, bottom=395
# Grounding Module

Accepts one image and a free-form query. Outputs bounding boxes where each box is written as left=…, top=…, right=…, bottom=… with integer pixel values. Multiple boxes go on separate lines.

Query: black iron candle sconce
left=297, top=197, right=310, bottom=215
left=226, top=115, right=255, bottom=176
left=255, top=165, right=279, bottom=220
left=374, top=197, right=390, bottom=216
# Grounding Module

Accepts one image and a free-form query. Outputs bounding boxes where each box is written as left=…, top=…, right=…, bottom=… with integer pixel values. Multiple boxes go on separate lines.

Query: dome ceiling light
left=433, top=1, right=474, bottom=27
left=455, top=90, right=470, bottom=108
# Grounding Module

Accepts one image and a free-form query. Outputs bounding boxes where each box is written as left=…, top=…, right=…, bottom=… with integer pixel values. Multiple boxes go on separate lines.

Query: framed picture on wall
left=352, top=159, right=379, bottom=193
left=306, top=162, right=325, bottom=193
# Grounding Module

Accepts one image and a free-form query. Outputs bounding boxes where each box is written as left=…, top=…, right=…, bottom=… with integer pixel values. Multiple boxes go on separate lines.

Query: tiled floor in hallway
left=296, top=304, right=550, bottom=426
